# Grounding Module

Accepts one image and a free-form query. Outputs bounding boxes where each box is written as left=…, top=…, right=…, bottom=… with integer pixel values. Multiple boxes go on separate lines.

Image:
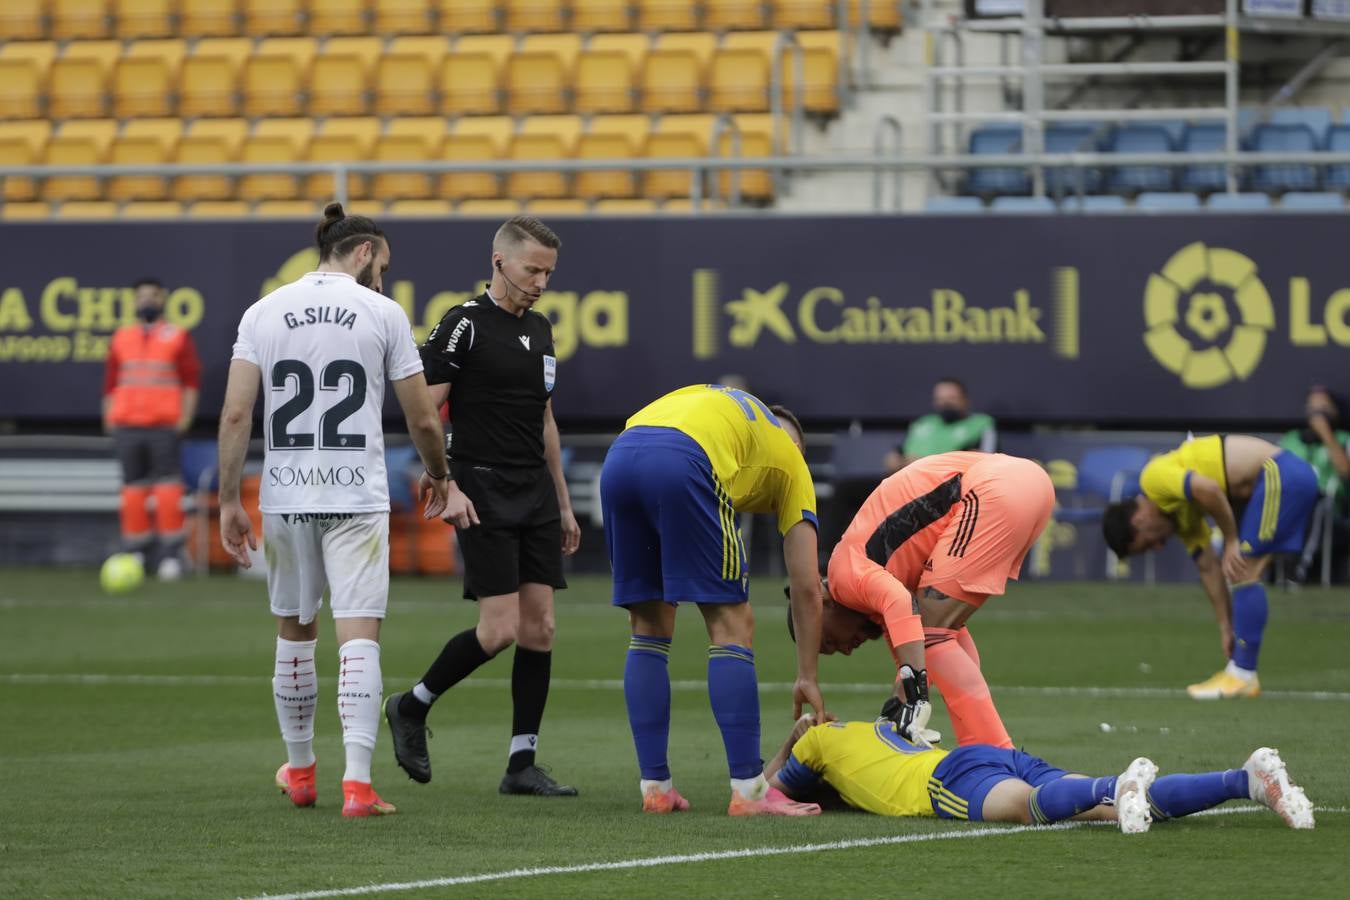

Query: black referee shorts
left=451, top=461, right=567, bottom=601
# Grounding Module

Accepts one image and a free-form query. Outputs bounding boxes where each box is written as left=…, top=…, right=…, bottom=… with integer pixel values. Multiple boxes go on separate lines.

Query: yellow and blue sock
left=1148, top=770, right=1248, bottom=819
left=1231, top=582, right=1267, bottom=672
left=624, top=635, right=673, bottom=781
left=1028, top=776, right=1116, bottom=824
left=708, top=644, right=762, bottom=779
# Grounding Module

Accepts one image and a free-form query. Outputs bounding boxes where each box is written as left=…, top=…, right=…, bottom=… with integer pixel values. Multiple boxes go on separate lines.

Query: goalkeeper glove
left=878, top=665, right=943, bottom=748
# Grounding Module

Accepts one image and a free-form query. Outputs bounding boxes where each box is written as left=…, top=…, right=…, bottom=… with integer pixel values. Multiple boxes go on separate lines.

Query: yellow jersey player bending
left=1103, top=435, right=1319, bottom=699
left=765, top=716, right=1314, bottom=834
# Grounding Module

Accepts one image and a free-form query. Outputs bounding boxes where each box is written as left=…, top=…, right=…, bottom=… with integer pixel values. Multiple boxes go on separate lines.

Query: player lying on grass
left=1103, top=434, right=1319, bottom=699
left=763, top=715, right=1315, bottom=834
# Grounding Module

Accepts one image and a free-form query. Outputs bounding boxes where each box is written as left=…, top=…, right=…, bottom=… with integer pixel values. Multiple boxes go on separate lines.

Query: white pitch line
left=239, top=806, right=1348, bottom=900
left=4, top=673, right=1350, bottom=702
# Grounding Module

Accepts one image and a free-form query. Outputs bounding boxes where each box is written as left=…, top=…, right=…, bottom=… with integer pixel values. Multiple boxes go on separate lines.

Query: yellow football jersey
left=625, top=384, right=817, bottom=535
left=1138, top=434, right=1226, bottom=554
left=780, top=721, right=947, bottom=817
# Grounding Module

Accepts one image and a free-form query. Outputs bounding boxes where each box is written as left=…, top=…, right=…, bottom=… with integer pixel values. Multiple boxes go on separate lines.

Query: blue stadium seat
left=1268, top=106, right=1332, bottom=144
left=1137, top=191, right=1202, bottom=211
left=1207, top=192, right=1271, bottom=210
left=1061, top=194, right=1127, bottom=212
left=1325, top=124, right=1350, bottom=190
left=1045, top=123, right=1109, bottom=194
left=385, top=444, right=417, bottom=511
left=1281, top=191, right=1344, bottom=210
left=990, top=195, right=1055, bottom=213
left=1054, top=445, right=1151, bottom=523
left=1250, top=123, right=1320, bottom=192
left=1180, top=123, right=1235, bottom=194
left=924, top=196, right=984, bottom=213
left=1106, top=125, right=1175, bottom=194
left=179, top=439, right=219, bottom=492
left=966, top=125, right=1029, bottom=196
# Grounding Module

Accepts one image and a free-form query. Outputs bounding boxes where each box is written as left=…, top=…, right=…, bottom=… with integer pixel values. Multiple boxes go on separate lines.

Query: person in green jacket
left=1280, top=385, right=1350, bottom=500
left=884, top=377, right=997, bottom=473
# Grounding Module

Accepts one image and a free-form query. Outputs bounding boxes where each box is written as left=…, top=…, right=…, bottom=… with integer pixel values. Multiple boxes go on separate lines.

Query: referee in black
left=385, top=216, right=581, bottom=796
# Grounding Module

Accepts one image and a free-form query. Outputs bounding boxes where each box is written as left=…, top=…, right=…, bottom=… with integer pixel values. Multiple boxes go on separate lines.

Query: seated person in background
left=884, top=377, right=997, bottom=473
left=764, top=715, right=1314, bottom=834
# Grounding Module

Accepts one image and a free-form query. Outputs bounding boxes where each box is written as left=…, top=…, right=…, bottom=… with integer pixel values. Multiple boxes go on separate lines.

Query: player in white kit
left=217, top=204, right=453, bottom=817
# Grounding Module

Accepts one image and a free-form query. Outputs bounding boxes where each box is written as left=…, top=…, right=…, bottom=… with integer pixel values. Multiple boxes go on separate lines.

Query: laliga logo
left=1143, top=242, right=1275, bottom=389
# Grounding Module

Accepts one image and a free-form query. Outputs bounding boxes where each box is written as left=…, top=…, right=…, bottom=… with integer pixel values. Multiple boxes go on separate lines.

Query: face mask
left=937, top=407, right=964, bottom=424
left=137, top=306, right=161, bottom=323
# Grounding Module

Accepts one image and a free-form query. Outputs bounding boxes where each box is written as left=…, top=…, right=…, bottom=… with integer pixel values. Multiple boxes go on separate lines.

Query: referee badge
left=543, top=354, right=556, bottom=391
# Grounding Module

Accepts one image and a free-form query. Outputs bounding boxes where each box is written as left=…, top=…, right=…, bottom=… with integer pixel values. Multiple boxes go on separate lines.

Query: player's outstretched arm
left=765, top=714, right=820, bottom=786
left=392, top=372, right=454, bottom=520
left=784, top=521, right=827, bottom=720
left=218, top=360, right=261, bottom=568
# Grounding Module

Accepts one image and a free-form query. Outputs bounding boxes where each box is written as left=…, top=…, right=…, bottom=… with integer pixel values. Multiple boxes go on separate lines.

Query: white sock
left=640, top=778, right=674, bottom=797
left=730, top=774, right=769, bottom=801
left=273, top=638, right=318, bottom=769
left=1226, top=660, right=1257, bottom=680
left=411, top=682, right=437, bottom=705
left=338, top=638, right=382, bottom=784
left=509, top=734, right=538, bottom=758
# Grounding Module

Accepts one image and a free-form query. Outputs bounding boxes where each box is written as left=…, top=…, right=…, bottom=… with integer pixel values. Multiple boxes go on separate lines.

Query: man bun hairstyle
left=315, top=202, right=388, bottom=262
left=495, top=215, right=561, bottom=251
left=1102, top=497, right=1139, bottom=558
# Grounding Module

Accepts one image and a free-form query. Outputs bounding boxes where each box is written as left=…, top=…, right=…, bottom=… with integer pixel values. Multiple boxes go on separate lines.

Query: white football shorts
left=263, top=512, right=390, bottom=624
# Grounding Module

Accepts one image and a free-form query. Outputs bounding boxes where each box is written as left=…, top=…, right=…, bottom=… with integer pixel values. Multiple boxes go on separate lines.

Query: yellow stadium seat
left=640, top=51, right=702, bottom=115
left=642, top=133, right=703, bottom=200
left=126, top=38, right=189, bottom=73
left=439, top=53, right=499, bottom=116
left=173, top=136, right=234, bottom=201
left=717, top=127, right=772, bottom=201
left=519, top=33, right=583, bottom=71
left=507, top=0, right=566, bottom=32
left=180, top=56, right=239, bottom=117
left=122, top=118, right=182, bottom=151
left=0, top=0, right=45, bottom=40
left=371, top=135, right=434, bottom=200
left=526, top=199, right=588, bottom=215
left=186, top=201, right=251, bottom=217
left=180, top=0, right=240, bottom=37
left=324, top=36, right=385, bottom=73
left=588, top=34, right=650, bottom=69
left=243, top=55, right=304, bottom=117
left=705, top=0, right=766, bottom=30
left=237, top=136, right=300, bottom=201
left=52, top=0, right=111, bottom=39
left=452, top=116, right=515, bottom=154
left=115, top=0, right=174, bottom=37
left=637, top=0, right=699, bottom=32
left=505, top=53, right=567, bottom=116
left=58, top=119, right=120, bottom=155
left=310, top=0, right=369, bottom=35
left=572, top=0, right=633, bottom=32
left=255, top=118, right=315, bottom=152
left=49, top=58, right=108, bottom=118
left=506, top=135, right=569, bottom=199
left=593, top=198, right=657, bottom=214
left=0, top=42, right=60, bottom=79
left=389, top=35, right=451, bottom=63
left=344, top=200, right=387, bottom=216
left=456, top=199, right=522, bottom=216
left=310, top=55, right=371, bottom=117
left=588, top=114, right=650, bottom=147
left=387, top=116, right=449, bottom=146
left=0, top=61, right=41, bottom=119
left=1, top=202, right=51, bottom=219
left=42, top=137, right=104, bottom=202
left=771, top=0, right=834, bottom=29
left=709, top=48, right=769, bottom=113
left=242, top=0, right=304, bottom=36
left=517, top=115, right=582, bottom=149
left=121, top=200, right=185, bottom=217
left=438, top=0, right=498, bottom=33
left=653, top=32, right=717, bottom=67
left=376, top=54, right=435, bottom=116
left=187, top=118, right=249, bottom=150
left=193, top=37, right=255, bottom=70
left=319, top=117, right=382, bottom=152
left=56, top=201, right=120, bottom=218
left=0, top=120, right=53, bottom=154
left=453, top=34, right=517, bottom=69
left=851, top=0, right=901, bottom=31
left=107, top=136, right=169, bottom=201
left=113, top=57, right=173, bottom=118
left=729, top=31, right=841, bottom=115
left=439, top=134, right=500, bottom=200
left=387, top=199, right=454, bottom=216
left=574, top=51, right=633, bottom=115
left=305, top=134, right=368, bottom=202
left=255, top=200, right=322, bottom=217
left=256, top=37, right=319, bottom=71
left=574, top=133, right=635, bottom=200
left=374, top=0, right=433, bottom=35
left=0, top=139, right=39, bottom=202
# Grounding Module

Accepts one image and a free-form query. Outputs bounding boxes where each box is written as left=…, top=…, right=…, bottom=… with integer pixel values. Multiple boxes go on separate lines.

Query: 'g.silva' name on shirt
left=283, top=306, right=358, bottom=330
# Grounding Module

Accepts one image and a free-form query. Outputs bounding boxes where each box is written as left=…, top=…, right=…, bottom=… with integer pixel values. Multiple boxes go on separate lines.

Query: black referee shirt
left=421, top=293, right=557, bottom=468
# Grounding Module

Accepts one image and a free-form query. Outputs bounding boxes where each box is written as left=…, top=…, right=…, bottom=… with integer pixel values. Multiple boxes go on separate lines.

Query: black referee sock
left=401, top=628, right=495, bottom=719
left=507, top=647, right=552, bottom=773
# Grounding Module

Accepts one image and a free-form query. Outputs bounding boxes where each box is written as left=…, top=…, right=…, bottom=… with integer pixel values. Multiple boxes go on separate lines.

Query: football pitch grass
left=3, top=569, right=1349, bottom=899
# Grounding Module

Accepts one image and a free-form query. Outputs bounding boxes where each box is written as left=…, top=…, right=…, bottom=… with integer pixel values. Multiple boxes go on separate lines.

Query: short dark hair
left=495, top=215, right=561, bottom=251
left=315, top=202, right=387, bottom=262
left=770, top=404, right=804, bottom=440
left=935, top=376, right=967, bottom=395
left=132, top=277, right=163, bottom=291
left=1102, top=498, right=1139, bottom=558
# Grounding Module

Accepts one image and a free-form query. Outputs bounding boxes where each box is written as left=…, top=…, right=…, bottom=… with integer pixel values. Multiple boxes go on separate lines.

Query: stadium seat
left=1251, top=124, right=1320, bottom=192
left=319, top=116, right=381, bottom=151
left=179, top=56, right=239, bottom=118
left=507, top=0, right=566, bottom=32
left=325, top=36, right=384, bottom=72
left=574, top=133, right=637, bottom=200
left=173, top=136, right=234, bottom=201
left=387, top=116, right=449, bottom=147
left=107, top=136, right=170, bottom=201
left=371, top=135, right=435, bottom=200
left=186, top=200, right=251, bottom=217
left=706, top=0, right=767, bottom=30
left=180, top=0, right=240, bottom=37
left=506, top=52, right=569, bottom=116
left=506, top=134, right=571, bottom=199
left=518, top=114, right=583, bottom=147
left=452, top=116, right=515, bottom=154
left=59, top=118, right=119, bottom=155
left=56, top=200, right=120, bottom=218
left=656, top=32, right=718, bottom=67
left=1180, top=123, right=1233, bottom=194
left=387, top=199, right=455, bottom=216
left=389, top=35, right=452, bottom=65
left=593, top=198, right=658, bottom=214
left=126, top=37, right=188, bottom=74
left=121, top=117, right=182, bottom=154
left=376, top=54, right=436, bottom=116
left=256, top=36, right=320, bottom=71
left=48, top=57, right=108, bottom=118
left=574, top=51, right=635, bottom=115
left=187, top=118, right=249, bottom=152
left=1207, top=191, right=1271, bottom=210
left=242, top=0, right=305, bottom=36
left=590, top=114, right=651, bottom=148
left=637, top=0, right=700, bottom=31
left=0, top=138, right=39, bottom=201
left=519, top=33, right=584, bottom=72
left=113, top=57, right=173, bottom=118
left=439, top=134, right=501, bottom=200
left=1326, top=124, right=1350, bottom=191
left=52, top=0, right=112, bottom=39
left=440, top=53, right=501, bottom=116
left=641, top=50, right=703, bottom=114
left=851, top=0, right=903, bottom=30
left=966, top=125, right=1029, bottom=196
left=242, top=55, right=304, bottom=118
left=1281, top=191, right=1344, bottom=210
left=1045, top=124, right=1108, bottom=194
left=310, top=54, right=371, bottom=117
left=772, top=0, right=835, bottom=29
left=121, top=200, right=185, bottom=217
left=0, top=60, right=41, bottom=119
left=310, top=0, right=369, bottom=35
left=457, top=199, right=523, bottom=216
left=193, top=37, right=255, bottom=71
left=1106, top=125, right=1175, bottom=194
left=1268, top=106, right=1332, bottom=143
left=588, top=33, right=651, bottom=69
left=793, top=32, right=845, bottom=115
left=41, top=137, right=104, bottom=202
left=709, top=49, right=769, bottom=113
left=305, top=134, right=368, bottom=202
left=255, top=118, right=315, bottom=150
left=255, top=200, right=322, bottom=217
left=0, top=202, right=51, bottom=219
left=715, top=128, right=772, bottom=202
left=1136, top=191, right=1202, bottom=210
left=526, top=199, right=589, bottom=215
left=643, top=134, right=701, bottom=200
left=0, top=0, right=45, bottom=40
left=572, top=0, right=634, bottom=32
left=439, top=0, right=498, bottom=33
left=923, top=196, right=983, bottom=213
left=66, top=39, right=125, bottom=70
left=115, top=0, right=174, bottom=37
left=0, top=41, right=59, bottom=80
left=990, top=196, right=1055, bottom=213
left=1060, top=194, right=1127, bottom=212
left=374, top=0, right=433, bottom=34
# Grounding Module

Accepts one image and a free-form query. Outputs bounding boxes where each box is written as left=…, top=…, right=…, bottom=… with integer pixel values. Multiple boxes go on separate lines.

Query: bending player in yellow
left=765, top=715, right=1314, bottom=833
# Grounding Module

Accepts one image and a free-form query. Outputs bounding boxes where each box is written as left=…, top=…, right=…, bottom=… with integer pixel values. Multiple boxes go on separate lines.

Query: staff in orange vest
left=102, top=277, right=201, bottom=580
